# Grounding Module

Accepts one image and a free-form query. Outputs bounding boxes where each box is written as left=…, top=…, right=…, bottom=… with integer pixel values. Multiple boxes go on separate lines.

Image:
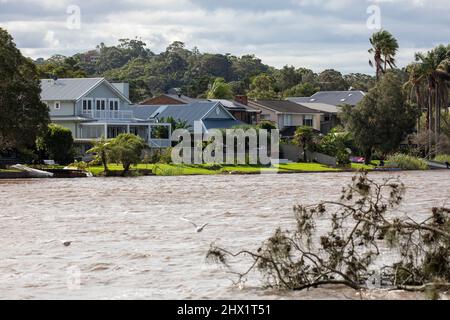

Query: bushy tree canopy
left=0, top=28, right=50, bottom=152
left=341, top=72, right=419, bottom=163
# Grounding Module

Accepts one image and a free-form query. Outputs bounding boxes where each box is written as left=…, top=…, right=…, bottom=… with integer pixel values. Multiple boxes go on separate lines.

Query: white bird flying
left=180, top=217, right=209, bottom=233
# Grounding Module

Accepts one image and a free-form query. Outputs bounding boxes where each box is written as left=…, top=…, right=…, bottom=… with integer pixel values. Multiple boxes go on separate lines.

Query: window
left=96, top=99, right=106, bottom=111
left=54, top=101, right=61, bottom=110
left=283, top=114, right=293, bottom=127
left=82, top=98, right=93, bottom=112
left=109, top=99, right=119, bottom=111
left=303, top=115, right=313, bottom=127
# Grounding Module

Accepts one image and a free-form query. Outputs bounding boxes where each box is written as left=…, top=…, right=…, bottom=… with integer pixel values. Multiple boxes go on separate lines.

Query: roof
left=288, top=91, right=365, bottom=107
left=208, top=99, right=249, bottom=111
left=165, top=94, right=202, bottom=104
left=297, top=103, right=342, bottom=114
left=131, top=101, right=239, bottom=130
left=41, top=78, right=103, bottom=101
left=140, top=94, right=204, bottom=105
left=248, top=100, right=321, bottom=114
left=40, top=78, right=132, bottom=103
left=203, top=119, right=244, bottom=130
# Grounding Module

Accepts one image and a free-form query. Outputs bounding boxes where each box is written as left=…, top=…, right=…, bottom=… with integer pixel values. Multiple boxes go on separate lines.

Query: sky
left=1, top=0, right=449, bottom=74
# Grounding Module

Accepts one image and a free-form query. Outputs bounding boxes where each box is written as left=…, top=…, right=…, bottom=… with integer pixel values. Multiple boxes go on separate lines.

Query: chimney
left=112, top=83, right=130, bottom=100
left=235, top=95, right=248, bottom=106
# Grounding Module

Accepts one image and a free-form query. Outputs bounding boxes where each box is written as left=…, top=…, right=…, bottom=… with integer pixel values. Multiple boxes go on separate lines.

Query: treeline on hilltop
left=35, top=39, right=376, bottom=102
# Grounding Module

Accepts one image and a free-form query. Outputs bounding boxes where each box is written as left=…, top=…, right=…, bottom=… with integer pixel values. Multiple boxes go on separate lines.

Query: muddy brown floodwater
left=0, top=171, right=449, bottom=300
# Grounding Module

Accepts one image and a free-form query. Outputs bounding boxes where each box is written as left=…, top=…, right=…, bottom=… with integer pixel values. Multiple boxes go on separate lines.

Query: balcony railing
left=82, top=110, right=133, bottom=120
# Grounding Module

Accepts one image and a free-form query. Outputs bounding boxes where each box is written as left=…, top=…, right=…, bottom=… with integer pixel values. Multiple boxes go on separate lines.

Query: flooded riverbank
left=0, top=171, right=449, bottom=299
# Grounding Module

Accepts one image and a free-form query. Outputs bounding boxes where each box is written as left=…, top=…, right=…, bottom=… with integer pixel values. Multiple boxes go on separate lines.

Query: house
left=40, top=78, right=171, bottom=155
left=288, top=90, right=366, bottom=133
left=139, top=88, right=203, bottom=105
left=208, top=96, right=261, bottom=125
left=246, top=100, right=322, bottom=138
left=133, top=101, right=243, bottom=133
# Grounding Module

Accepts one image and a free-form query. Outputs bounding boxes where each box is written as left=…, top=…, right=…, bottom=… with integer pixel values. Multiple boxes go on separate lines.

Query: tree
left=206, top=78, right=234, bottom=99
left=412, top=45, right=450, bottom=155
left=369, top=30, right=399, bottom=80
left=317, top=69, right=348, bottom=91
left=247, top=74, right=278, bottom=100
left=274, top=65, right=302, bottom=92
left=208, top=172, right=450, bottom=293
left=341, top=72, right=419, bottom=164
left=36, top=124, right=74, bottom=165
left=87, top=137, right=111, bottom=173
left=0, top=28, right=50, bottom=152
left=294, top=126, right=319, bottom=162
left=283, top=82, right=319, bottom=98
left=109, top=134, right=146, bottom=173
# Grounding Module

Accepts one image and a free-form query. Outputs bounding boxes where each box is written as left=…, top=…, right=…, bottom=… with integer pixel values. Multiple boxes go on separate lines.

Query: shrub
left=36, top=124, right=74, bottom=165
left=67, top=160, right=89, bottom=170
left=108, top=134, right=146, bottom=173
left=386, top=153, right=428, bottom=170
left=435, top=154, right=450, bottom=163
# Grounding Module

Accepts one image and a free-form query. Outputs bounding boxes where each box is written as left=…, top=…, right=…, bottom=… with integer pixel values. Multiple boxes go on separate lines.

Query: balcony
left=82, top=110, right=134, bottom=120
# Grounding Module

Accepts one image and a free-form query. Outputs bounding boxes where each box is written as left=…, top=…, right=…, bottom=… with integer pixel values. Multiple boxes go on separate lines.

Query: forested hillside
left=34, top=38, right=376, bottom=103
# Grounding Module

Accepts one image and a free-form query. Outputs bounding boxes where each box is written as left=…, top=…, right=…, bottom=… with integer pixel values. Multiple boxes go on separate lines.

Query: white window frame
left=54, top=101, right=61, bottom=110
left=108, top=98, right=120, bottom=111
left=95, top=98, right=107, bottom=111
left=82, top=98, right=93, bottom=112
left=303, top=115, right=314, bottom=127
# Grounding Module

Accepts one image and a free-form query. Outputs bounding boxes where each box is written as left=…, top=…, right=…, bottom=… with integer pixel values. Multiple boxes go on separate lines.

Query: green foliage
left=87, top=137, right=111, bottom=172
left=247, top=74, right=278, bottom=100
left=0, top=28, right=50, bottom=151
left=317, top=132, right=353, bottom=166
left=37, top=54, right=87, bottom=78
left=369, top=30, right=399, bottom=80
left=283, top=82, right=319, bottom=98
left=68, top=160, right=89, bottom=171
left=294, top=126, right=319, bottom=162
left=341, top=72, right=420, bottom=164
left=206, top=78, right=234, bottom=99
left=434, top=154, right=450, bottom=163
left=36, top=124, right=74, bottom=165
left=108, top=133, right=146, bottom=173
left=386, top=153, right=428, bottom=170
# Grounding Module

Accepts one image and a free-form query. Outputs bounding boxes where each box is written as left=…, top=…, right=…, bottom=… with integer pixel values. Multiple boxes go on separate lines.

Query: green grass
left=0, top=168, right=22, bottom=173
left=86, top=162, right=345, bottom=176
left=15, top=160, right=388, bottom=177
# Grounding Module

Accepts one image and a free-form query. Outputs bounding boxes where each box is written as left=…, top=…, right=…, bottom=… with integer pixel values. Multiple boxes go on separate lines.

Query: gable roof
left=288, top=91, right=365, bottom=107
left=131, top=102, right=238, bottom=130
left=40, top=78, right=132, bottom=103
left=248, top=100, right=321, bottom=114
left=140, top=94, right=203, bottom=105
left=208, top=99, right=249, bottom=111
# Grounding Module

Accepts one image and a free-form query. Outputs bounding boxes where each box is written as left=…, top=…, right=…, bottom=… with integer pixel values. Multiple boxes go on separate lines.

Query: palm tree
left=411, top=45, right=450, bottom=156
left=369, top=30, right=399, bottom=80
left=87, top=137, right=111, bottom=173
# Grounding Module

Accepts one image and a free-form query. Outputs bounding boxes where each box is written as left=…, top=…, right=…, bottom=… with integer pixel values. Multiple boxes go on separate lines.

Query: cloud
left=0, top=0, right=448, bottom=74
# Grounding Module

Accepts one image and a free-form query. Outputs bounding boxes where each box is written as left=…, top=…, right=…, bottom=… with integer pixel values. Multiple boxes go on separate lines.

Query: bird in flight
left=180, top=217, right=209, bottom=233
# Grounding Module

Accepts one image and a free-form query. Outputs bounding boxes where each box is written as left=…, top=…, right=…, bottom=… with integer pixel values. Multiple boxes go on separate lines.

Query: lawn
left=86, top=162, right=356, bottom=176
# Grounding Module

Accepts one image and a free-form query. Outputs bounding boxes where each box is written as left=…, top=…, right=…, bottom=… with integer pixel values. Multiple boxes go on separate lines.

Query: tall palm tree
left=412, top=45, right=450, bottom=156
left=369, top=30, right=399, bottom=80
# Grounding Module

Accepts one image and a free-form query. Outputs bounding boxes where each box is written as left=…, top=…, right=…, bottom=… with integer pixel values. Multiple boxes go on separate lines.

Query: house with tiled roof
left=288, top=90, right=366, bottom=133
left=247, top=100, right=322, bottom=138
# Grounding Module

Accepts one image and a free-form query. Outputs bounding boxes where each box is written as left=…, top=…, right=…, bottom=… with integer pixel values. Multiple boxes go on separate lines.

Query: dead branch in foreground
left=207, top=172, right=450, bottom=294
